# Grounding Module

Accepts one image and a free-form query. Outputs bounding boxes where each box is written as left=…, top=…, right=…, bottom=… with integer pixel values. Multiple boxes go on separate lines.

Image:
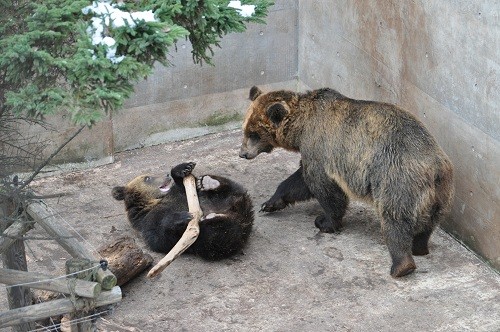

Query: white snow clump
left=82, top=1, right=157, bottom=63
left=228, top=1, right=255, bottom=18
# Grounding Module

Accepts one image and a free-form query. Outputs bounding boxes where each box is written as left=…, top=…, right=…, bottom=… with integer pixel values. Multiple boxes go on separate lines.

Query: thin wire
left=5, top=264, right=101, bottom=289
left=41, top=203, right=104, bottom=260
left=24, top=234, right=40, bottom=262
left=28, top=309, right=111, bottom=332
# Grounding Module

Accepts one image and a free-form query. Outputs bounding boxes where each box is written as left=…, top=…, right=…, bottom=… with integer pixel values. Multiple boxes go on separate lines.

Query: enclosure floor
left=19, top=130, right=500, bottom=331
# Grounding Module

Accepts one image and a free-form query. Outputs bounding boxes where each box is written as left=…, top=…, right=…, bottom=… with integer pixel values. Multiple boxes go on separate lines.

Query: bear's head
left=112, top=173, right=174, bottom=209
left=239, top=86, right=298, bottom=159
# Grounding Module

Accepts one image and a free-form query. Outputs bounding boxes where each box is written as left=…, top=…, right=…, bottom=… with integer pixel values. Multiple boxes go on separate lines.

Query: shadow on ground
left=24, top=130, right=500, bottom=331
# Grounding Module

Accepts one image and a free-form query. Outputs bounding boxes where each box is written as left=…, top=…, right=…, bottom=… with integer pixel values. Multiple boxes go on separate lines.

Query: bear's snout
left=239, top=150, right=250, bottom=159
left=239, top=148, right=257, bottom=159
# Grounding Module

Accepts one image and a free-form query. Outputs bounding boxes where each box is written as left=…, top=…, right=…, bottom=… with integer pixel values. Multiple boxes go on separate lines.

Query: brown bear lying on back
left=112, top=162, right=254, bottom=260
left=239, top=86, right=454, bottom=277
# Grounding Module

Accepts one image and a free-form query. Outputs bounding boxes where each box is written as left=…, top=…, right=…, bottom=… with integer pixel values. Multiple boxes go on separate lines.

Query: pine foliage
left=0, top=0, right=272, bottom=126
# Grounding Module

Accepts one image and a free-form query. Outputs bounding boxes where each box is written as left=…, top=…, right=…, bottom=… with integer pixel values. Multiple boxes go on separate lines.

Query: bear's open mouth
left=159, top=178, right=173, bottom=193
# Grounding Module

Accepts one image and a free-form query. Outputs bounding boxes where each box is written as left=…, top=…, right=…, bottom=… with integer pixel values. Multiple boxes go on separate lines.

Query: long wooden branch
left=147, top=175, right=202, bottom=278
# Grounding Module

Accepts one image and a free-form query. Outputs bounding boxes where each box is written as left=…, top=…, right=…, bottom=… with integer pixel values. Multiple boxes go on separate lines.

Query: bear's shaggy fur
left=239, top=86, right=454, bottom=277
left=112, top=162, right=254, bottom=260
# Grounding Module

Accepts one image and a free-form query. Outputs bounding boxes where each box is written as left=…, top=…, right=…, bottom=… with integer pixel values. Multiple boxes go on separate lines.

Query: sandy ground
left=3, top=129, right=499, bottom=331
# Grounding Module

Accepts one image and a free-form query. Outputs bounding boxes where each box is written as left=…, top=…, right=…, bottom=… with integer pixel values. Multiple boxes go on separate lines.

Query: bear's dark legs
left=261, top=166, right=314, bottom=212
left=195, top=214, right=250, bottom=260
left=412, top=229, right=433, bottom=256
left=382, top=218, right=416, bottom=277
left=307, top=172, right=348, bottom=233
left=411, top=200, right=444, bottom=256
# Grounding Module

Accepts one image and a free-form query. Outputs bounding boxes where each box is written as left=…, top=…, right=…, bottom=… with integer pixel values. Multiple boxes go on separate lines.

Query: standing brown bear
left=239, top=86, right=454, bottom=277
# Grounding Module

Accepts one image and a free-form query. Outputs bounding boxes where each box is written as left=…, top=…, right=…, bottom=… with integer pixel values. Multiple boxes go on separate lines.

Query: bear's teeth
left=159, top=186, right=170, bottom=193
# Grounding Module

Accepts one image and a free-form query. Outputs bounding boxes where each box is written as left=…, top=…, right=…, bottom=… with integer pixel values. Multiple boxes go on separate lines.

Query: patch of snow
left=82, top=1, right=157, bottom=63
left=228, top=1, right=255, bottom=18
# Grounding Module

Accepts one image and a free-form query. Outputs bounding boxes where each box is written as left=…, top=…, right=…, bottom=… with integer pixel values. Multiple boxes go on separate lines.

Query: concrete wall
left=298, top=0, right=500, bottom=269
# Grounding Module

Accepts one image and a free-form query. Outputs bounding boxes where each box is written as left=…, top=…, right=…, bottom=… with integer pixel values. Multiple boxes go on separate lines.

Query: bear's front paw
left=181, top=162, right=196, bottom=177
left=260, top=198, right=287, bottom=212
left=314, top=214, right=342, bottom=233
left=197, top=176, right=220, bottom=191
left=172, top=162, right=196, bottom=179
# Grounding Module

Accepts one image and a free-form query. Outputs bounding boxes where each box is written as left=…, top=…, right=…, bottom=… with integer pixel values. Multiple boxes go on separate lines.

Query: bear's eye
left=249, top=132, right=260, bottom=141
left=144, top=176, right=151, bottom=182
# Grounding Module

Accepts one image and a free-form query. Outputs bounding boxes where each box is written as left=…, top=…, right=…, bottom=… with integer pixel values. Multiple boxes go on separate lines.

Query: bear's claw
left=260, top=199, right=287, bottom=212
left=390, top=255, right=417, bottom=278
left=181, top=162, right=196, bottom=177
left=314, top=214, right=342, bottom=233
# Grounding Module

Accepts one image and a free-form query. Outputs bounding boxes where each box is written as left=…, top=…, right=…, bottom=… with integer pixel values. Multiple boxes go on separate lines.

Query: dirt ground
left=7, top=129, right=500, bottom=331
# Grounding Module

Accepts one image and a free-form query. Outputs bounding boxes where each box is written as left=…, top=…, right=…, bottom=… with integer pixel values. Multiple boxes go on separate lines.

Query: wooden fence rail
left=0, top=199, right=121, bottom=331
left=0, top=286, right=122, bottom=328
left=0, top=268, right=101, bottom=299
left=26, top=200, right=117, bottom=290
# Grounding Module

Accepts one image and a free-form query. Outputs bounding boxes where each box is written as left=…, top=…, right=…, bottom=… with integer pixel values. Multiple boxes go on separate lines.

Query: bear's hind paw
left=197, top=176, right=220, bottom=191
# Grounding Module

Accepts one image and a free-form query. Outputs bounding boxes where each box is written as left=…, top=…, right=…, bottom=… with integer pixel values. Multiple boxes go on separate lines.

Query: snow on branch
left=82, top=1, right=157, bottom=63
left=228, top=1, right=256, bottom=18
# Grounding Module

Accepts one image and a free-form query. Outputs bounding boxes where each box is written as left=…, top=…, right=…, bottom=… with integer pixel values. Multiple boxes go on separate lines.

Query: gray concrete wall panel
left=124, top=0, right=298, bottom=109
left=298, top=0, right=499, bottom=269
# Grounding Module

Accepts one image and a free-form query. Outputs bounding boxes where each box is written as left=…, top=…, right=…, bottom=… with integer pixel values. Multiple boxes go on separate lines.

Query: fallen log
left=98, top=236, right=153, bottom=286
left=147, top=175, right=202, bottom=278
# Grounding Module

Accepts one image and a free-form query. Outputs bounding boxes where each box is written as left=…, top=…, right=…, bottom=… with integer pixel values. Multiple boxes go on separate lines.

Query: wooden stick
left=147, top=175, right=202, bottom=278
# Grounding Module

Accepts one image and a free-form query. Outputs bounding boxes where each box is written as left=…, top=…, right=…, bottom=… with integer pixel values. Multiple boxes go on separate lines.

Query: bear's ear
left=111, top=186, right=126, bottom=201
left=249, top=86, right=262, bottom=101
left=266, top=103, right=288, bottom=126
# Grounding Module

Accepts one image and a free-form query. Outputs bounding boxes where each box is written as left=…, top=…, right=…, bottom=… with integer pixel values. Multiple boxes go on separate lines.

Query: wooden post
left=27, top=201, right=95, bottom=259
left=94, top=267, right=117, bottom=291
left=0, top=196, right=35, bottom=332
left=65, top=258, right=95, bottom=332
left=0, top=219, right=34, bottom=254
